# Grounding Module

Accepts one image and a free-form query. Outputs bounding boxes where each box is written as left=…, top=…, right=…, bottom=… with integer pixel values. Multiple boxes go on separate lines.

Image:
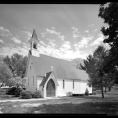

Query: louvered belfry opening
left=46, top=79, right=55, bottom=97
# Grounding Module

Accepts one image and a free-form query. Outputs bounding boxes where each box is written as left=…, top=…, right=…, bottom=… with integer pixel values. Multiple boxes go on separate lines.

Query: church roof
left=30, top=54, right=89, bottom=82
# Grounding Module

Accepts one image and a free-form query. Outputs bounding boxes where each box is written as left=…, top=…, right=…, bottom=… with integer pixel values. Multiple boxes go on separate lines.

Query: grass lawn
left=0, top=85, right=118, bottom=114
left=28, top=102, right=118, bottom=115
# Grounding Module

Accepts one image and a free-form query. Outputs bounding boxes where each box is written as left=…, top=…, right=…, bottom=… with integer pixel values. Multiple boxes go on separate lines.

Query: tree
left=0, top=63, right=13, bottom=87
left=3, top=53, right=28, bottom=78
left=3, top=53, right=28, bottom=88
left=99, top=3, right=118, bottom=83
left=79, top=46, right=110, bottom=98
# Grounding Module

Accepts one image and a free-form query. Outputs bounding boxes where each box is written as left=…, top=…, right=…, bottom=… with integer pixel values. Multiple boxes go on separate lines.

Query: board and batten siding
left=56, top=79, right=66, bottom=96
left=56, top=79, right=92, bottom=96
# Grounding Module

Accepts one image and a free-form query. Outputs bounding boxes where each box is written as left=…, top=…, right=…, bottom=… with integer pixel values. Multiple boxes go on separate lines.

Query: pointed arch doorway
left=46, top=79, right=55, bottom=97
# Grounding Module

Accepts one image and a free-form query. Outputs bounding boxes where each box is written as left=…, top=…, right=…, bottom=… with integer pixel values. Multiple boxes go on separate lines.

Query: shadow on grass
left=28, top=102, right=118, bottom=115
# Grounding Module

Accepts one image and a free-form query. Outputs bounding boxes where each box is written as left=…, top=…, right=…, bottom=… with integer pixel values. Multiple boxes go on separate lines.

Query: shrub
left=6, top=86, right=22, bottom=97
left=85, top=88, right=89, bottom=96
left=66, top=92, right=73, bottom=97
left=20, top=90, right=33, bottom=99
left=32, top=91, right=42, bottom=98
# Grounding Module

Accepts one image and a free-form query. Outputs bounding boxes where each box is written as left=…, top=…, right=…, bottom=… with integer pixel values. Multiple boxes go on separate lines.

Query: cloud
left=60, top=41, right=71, bottom=51
left=0, top=46, right=28, bottom=57
left=0, top=39, right=4, bottom=44
left=88, top=24, right=95, bottom=28
left=22, top=31, right=32, bottom=41
left=72, top=27, right=80, bottom=38
left=90, top=33, right=104, bottom=46
left=0, top=26, right=95, bottom=60
left=85, top=30, right=89, bottom=33
left=0, top=26, right=10, bottom=32
left=0, top=26, right=12, bottom=37
left=11, top=37, right=21, bottom=44
left=45, top=28, right=65, bottom=41
left=48, top=40, right=56, bottom=48
left=38, top=40, right=89, bottom=60
left=74, top=36, right=93, bottom=49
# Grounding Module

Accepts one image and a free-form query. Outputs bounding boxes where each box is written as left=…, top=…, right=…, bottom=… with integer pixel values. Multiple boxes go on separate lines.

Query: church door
left=46, top=79, right=55, bottom=97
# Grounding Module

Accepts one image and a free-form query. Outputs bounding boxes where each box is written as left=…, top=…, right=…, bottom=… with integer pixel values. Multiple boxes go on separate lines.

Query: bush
left=6, top=87, right=22, bottom=97
left=66, top=92, right=73, bottom=97
left=32, top=91, right=42, bottom=98
left=20, top=90, right=33, bottom=99
left=85, top=88, right=89, bottom=96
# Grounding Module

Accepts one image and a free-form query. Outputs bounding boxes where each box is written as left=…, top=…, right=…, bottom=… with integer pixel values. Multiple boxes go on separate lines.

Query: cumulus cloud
left=72, top=26, right=80, bottom=38
left=0, top=26, right=10, bottom=32
left=90, top=33, right=104, bottom=46
left=85, top=30, right=89, bottom=33
left=37, top=39, right=89, bottom=60
left=11, top=37, right=21, bottom=44
left=0, top=26, right=12, bottom=37
left=60, top=41, right=71, bottom=51
left=74, top=36, right=93, bottom=49
left=0, top=39, right=4, bottom=44
left=45, top=28, right=65, bottom=41
left=22, top=31, right=32, bottom=41
left=0, top=46, right=28, bottom=57
left=0, top=26, right=95, bottom=60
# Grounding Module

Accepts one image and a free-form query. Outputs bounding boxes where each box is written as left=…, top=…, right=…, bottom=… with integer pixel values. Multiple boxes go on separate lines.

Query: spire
left=28, top=29, right=40, bottom=57
left=32, top=29, right=39, bottom=43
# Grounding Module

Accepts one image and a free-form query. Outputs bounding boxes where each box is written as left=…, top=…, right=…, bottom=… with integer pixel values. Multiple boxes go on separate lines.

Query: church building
left=25, top=30, right=92, bottom=98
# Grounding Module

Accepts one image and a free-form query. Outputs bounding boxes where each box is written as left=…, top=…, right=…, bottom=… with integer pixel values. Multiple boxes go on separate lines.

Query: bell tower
left=28, top=29, right=40, bottom=57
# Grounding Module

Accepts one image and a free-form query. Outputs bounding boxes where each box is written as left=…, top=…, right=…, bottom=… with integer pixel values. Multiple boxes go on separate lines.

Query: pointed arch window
left=73, top=80, right=74, bottom=89
left=33, top=76, right=34, bottom=86
left=63, top=80, right=65, bottom=89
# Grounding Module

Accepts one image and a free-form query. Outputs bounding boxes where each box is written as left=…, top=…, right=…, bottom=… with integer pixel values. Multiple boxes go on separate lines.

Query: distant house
left=24, top=30, right=92, bottom=98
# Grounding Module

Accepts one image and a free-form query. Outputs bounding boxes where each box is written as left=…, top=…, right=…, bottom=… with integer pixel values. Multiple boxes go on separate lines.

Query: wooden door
left=46, top=79, right=55, bottom=97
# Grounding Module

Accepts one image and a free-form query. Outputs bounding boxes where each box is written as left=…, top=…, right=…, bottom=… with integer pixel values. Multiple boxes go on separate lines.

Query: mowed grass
left=28, top=102, right=118, bottom=114
left=0, top=85, right=118, bottom=114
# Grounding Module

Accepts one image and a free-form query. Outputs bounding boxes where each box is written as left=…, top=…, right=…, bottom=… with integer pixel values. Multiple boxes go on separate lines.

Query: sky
left=0, top=4, right=107, bottom=60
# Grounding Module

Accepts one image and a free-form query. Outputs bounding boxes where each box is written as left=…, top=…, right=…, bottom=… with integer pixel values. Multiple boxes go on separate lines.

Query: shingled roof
left=30, top=54, right=89, bottom=81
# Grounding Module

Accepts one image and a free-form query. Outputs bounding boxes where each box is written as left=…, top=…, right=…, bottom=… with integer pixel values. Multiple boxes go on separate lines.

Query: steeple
left=28, top=29, right=40, bottom=57
left=32, top=29, right=38, bottom=43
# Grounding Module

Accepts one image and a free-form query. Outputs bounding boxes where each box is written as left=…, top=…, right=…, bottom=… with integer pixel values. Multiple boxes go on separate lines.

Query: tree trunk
left=101, top=85, right=104, bottom=98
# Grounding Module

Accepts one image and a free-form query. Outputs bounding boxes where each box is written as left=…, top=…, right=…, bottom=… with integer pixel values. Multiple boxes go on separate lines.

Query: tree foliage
left=3, top=53, right=28, bottom=78
left=0, top=63, right=13, bottom=86
left=99, top=3, right=118, bottom=79
left=79, top=45, right=114, bottom=98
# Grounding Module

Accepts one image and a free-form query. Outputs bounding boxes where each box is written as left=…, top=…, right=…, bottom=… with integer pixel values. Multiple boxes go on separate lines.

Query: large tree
left=99, top=3, right=118, bottom=83
left=79, top=46, right=112, bottom=98
left=3, top=53, right=28, bottom=88
left=0, top=63, right=13, bottom=87
left=3, top=53, right=28, bottom=78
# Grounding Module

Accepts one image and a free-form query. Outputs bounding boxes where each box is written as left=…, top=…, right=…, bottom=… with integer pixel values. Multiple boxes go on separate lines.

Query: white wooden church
left=24, top=30, right=92, bottom=98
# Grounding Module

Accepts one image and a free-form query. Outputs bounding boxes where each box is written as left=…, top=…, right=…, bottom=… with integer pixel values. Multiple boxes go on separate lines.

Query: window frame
left=63, top=80, right=65, bottom=89
left=73, top=80, right=74, bottom=89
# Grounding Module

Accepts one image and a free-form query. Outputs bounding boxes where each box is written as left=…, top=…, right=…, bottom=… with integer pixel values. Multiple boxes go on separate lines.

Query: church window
left=33, top=43, right=37, bottom=49
left=33, top=76, right=34, bottom=86
left=28, top=77, right=29, bottom=86
left=73, top=80, right=74, bottom=89
left=63, top=80, right=65, bottom=89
